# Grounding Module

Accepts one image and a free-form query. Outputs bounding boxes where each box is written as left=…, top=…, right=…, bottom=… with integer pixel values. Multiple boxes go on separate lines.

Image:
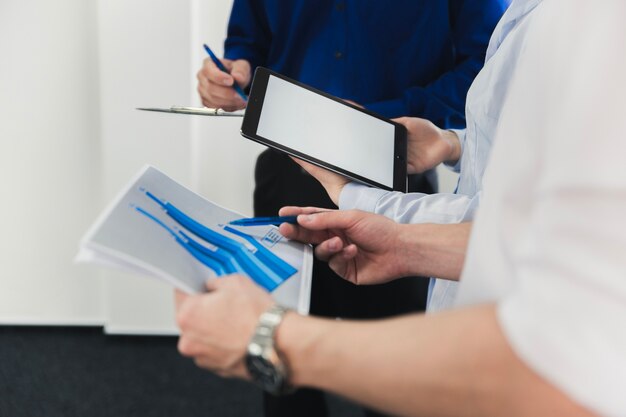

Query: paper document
left=137, top=106, right=245, bottom=117
left=76, top=165, right=312, bottom=314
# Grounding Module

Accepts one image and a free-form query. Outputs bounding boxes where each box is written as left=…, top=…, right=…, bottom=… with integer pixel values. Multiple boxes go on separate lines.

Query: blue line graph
left=133, top=190, right=296, bottom=292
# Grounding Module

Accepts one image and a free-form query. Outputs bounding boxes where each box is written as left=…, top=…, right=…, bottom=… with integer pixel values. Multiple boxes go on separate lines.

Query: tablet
left=241, top=68, right=407, bottom=192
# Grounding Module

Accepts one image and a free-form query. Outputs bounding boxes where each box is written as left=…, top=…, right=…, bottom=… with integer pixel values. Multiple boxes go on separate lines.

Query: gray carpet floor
left=0, top=326, right=362, bottom=417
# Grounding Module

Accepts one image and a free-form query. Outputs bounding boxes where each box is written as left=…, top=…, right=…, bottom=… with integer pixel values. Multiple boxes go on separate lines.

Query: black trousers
left=255, top=150, right=431, bottom=417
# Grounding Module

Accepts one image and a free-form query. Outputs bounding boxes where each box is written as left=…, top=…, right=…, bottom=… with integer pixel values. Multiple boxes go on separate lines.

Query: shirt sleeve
left=223, top=0, right=271, bottom=71
left=339, top=182, right=479, bottom=224
left=497, top=171, right=626, bottom=417
left=365, top=0, right=510, bottom=128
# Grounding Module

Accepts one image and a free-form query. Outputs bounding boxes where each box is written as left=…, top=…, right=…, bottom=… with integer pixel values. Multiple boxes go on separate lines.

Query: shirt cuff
left=444, top=128, right=466, bottom=173
left=364, top=98, right=408, bottom=119
left=338, top=182, right=388, bottom=213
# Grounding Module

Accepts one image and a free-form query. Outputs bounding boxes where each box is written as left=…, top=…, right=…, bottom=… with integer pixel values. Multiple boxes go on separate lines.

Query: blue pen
left=203, top=44, right=248, bottom=101
left=229, top=215, right=299, bottom=227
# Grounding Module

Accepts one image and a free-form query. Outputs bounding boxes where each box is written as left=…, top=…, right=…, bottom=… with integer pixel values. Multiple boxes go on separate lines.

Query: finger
left=205, top=58, right=234, bottom=86
left=342, top=99, right=364, bottom=109
left=197, top=74, right=212, bottom=101
left=208, top=85, right=247, bottom=110
left=314, top=236, right=346, bottom=261
left=391, top=116, right=410, bottom=125
left=290, top=156, right=319, bottom=175
left=327, top=253, right=350, bottom=280
left=278, top=222, right=330, bottom=245
left=205, top=274, right=251, bottom=292
left=327, top=244, right=358, bottom=279
left=194, top=356, right=218, bottom=371
left=278, top=222, right=299, bottom=239
left=197, top=74, right=241, bottom=109
left=178, top=335, right=202, bottom=357
left=209, top=84, right=243, bottom=102
left=175, top=296, right=200, bottom=331
left=296, top=210, right=361, bottom=231
left=278, top=206, right=305, bottom=216
left=278, top=206, right=332, bottom=216
left=174, top=289, right=190, bottom=310
left=341, top=243, right=359, bottom=259
left=205, top=276, right=231, bottom=292
left=230, top=60, right=251, bottom=87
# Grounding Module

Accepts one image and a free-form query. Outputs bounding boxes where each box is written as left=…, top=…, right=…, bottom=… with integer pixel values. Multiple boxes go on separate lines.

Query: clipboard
left=137, top=106, right=245, bottom=117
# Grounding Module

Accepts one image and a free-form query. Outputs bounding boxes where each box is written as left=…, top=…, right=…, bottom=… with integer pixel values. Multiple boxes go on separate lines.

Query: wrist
left=397, top=223, right=427, bottom=277
left=329, top=182, right=347, bottom=206
left=397, top=223, right=449, bottom=278
left=399, top=223, right=469, bottom=281
left=442, top=130, right=461, bottom=164
left=274, top=312, right=330, bottom=388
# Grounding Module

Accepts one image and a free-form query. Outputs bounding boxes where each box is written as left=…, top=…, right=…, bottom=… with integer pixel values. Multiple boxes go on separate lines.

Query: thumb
left=392, top=116, right=411, bottom=129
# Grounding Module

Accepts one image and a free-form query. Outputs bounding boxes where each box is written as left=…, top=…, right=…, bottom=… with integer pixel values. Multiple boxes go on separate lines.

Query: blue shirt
left=224, top=0, right=509, bottom=128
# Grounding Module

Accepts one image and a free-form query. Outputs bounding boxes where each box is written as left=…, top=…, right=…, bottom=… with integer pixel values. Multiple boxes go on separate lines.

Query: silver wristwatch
left=246, top=304, right=292, bottom=395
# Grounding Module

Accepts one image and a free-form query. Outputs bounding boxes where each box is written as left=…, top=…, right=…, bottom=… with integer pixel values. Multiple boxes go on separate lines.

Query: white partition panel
left=97, top=0, right=262, bottom=334
left=4, top=0, right=456, bottom=333
left=191, top=1, right=264, bottom=216
left=0, top=0, right=104, bottom=324
left=97, top=0, right=194, bottom=334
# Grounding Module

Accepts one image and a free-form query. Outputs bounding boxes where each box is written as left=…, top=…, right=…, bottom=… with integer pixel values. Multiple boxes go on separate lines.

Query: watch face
left=246, top=355, right=284, bottom=392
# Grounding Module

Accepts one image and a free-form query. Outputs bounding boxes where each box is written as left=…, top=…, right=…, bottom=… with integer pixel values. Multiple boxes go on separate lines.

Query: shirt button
left=335, top=2, right=345, bottom=11
left=334, top=51, right=343, bottom=59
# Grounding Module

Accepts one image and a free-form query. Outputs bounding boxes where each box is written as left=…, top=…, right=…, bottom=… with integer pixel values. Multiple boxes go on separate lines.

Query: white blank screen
left=257, top=75, right=395, bottom=188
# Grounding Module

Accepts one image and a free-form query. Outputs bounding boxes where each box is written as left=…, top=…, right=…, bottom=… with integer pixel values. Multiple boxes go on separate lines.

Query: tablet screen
left=256, top=75, right=396, bottom=188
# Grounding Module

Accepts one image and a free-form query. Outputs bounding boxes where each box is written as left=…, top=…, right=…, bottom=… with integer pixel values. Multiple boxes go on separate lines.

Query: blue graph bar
left=139, top=190, right=296, bottom=292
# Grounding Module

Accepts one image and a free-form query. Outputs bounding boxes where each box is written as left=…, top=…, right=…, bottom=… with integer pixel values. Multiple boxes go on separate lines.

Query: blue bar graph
left=133, top=191, right=297, bottom=292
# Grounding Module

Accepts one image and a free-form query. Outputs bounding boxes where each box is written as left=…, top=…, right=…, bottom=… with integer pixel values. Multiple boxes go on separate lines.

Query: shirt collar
left=486, top=0, right=544, bottom=61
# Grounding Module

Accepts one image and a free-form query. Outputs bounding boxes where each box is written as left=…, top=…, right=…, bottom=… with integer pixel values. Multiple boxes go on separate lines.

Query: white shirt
left=339, top=0, right=543, bottom=311
left=457, top=1, right=626, bottom=416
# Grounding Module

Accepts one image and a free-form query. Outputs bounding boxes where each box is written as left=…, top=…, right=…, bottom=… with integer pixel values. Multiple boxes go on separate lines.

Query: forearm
left=397, top=222, right=471, bottom=281
left=277, top=305, right=593, bottom=417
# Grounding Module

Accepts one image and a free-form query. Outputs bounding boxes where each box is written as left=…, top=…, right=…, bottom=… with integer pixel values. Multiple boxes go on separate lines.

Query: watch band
left=246, top=304, right=293, bottom=395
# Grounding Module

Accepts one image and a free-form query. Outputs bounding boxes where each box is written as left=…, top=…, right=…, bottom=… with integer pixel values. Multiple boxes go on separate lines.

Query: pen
left=229, top=215, right=299, bottom=227
left=203, top=44, right=248, bottom=101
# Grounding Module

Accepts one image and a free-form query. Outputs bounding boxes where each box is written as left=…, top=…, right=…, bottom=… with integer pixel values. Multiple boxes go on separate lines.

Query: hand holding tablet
left=241, top=68, right=408, bottom=192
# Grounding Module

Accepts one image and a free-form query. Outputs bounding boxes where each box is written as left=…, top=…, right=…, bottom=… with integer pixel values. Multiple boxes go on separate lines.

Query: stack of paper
left=76, top=165, right=312, bottom=314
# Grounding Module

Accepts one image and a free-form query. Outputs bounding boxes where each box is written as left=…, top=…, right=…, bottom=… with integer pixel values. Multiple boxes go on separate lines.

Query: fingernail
left=301, top=214, right=314, bottom=223
left=328, top=239, right=337, bottom=251
left=222, top=78, right=232, bottom=86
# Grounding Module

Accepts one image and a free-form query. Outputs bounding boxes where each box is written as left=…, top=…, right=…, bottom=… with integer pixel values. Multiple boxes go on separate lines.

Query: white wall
left=96, top=0, right=264, bottom=334
left=97, top=0, right=200, bottom=334
left=0, top=0, right=258, bottom=332
left=0, top=0, right=457, bottom=333
left=0, top=0, right=104, bottom=324
left=191, top=1, right=266, bottom=214
left=437, top=165, right=459, bottom=193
